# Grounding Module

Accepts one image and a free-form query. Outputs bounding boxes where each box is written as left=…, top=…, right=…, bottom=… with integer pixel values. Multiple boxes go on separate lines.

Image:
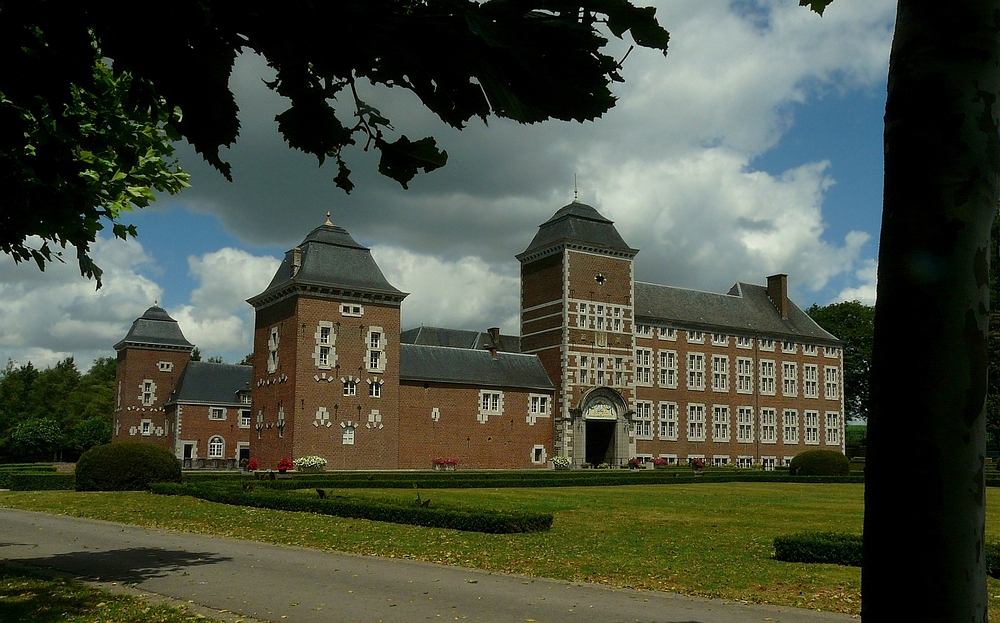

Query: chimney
left=766, top=274, right=789, bottom=319
left=291, top=247, right=301, bottom=277
left=487, top=327, right=501, bottom=358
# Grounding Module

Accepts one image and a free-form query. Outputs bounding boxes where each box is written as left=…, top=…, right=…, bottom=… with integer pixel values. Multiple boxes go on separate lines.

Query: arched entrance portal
left=573, top=388, right=631, bottom=467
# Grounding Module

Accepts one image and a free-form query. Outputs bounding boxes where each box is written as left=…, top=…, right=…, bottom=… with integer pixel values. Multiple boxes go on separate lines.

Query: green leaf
left=798, top=0, right=835, bottom=15
left=376, top=136, right=448, bottom=189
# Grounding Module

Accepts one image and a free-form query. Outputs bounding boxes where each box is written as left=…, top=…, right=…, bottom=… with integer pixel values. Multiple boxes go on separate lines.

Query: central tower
left=516, top=202, right=639, bottom=466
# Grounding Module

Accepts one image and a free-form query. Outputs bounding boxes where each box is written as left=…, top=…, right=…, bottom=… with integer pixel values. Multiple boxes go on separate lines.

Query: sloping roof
left=400, top=326, right=521, bottom=353
left=400, top=344, right=553, bottom=390
left=114, top=305, right=194, bottom=351
left=517, top=201, right=638, bottom=260
left=248, top=221, right=406, bottom=307
left=633, top=281, right=840, bottom=344
left=166, top=361, right=252, bottom=406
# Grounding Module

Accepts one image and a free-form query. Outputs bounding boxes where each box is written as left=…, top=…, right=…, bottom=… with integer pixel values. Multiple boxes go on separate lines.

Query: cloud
left=834, top=258, right=878, bottom=305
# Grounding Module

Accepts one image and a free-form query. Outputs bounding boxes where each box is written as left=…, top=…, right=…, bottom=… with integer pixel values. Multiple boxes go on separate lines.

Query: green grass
left=3, top=483, right=1000, bottom=618
left=0, top=564, right=226, bottom=623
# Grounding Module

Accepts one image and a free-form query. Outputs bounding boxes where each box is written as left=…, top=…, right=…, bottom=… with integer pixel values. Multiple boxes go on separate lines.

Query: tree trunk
left=863, top=2, right=1000, bottom=621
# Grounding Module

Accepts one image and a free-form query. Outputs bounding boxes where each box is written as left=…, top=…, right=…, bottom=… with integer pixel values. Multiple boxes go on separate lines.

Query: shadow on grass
left=8, top=546, right=231, bottom=583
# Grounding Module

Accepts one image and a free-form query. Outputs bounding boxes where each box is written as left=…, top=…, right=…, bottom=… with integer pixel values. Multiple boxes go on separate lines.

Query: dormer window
left=341, top=304, right=364, bottom=317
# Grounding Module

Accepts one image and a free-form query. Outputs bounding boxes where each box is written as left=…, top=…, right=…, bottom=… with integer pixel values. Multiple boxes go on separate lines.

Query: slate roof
left=400, top=344, right=553, bottom=390
left=517, top=201, right=638, bottom=260
left=166, top=361, right=252, bottom=406
left=400, top=326, right=522, bottom=353
left=633, top=281, right=841, bottom=345
left=248, top=221, right=406, bottom=307
left=114, top=305, right=194, bottom=351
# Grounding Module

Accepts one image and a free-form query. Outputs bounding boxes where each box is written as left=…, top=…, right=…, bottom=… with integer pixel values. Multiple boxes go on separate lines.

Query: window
left=313, top=322, right=336, bottom=370
left=711, top=355, right=729, bottom=392
left=209, top=407, right=226, bottom=421
left=659, top=350, right=678, bottom=388
left=319, top=325, right=331, bottom=344
left=659, top=327, right=677, bottom=340
left=318, top=346, right=331, bottom=367
left=736, top=336, right=753, bottom=349
left=140, top=419, right=152, bottom=436
left=687, top=330, right=704, bottom=343
left=761, top=456, right=777, bottom=471
left=635, top=348, right=653, bottom=385
left=141, top=380, right=156, bottom=406
left=341, top=304, right=364, bottom=317
left=736, top=357, right=754, bottom=394
left=782, top=362, right=798, bottom=397
left=369, top=381, right=381, bottom=398
left=157, top=361, right=173, bottom=372
left=635, top=324, right=653, bottom=338
left=737, top=455, right=754, bottom=469
left=803, top=344, right=818, bottom=356
left=267, top=326, right=280, bottom=373
left=367, top=327, right=386, bottom=373
left=687, top=353, right=705, bottom=390
left=759, top=360, right=776, bottom=395
left=343, top=379, right=357, bottom=396
left=712, top=405, right=730, bottom=442
left=659, top=454, right=678, bottom=465
left=760, top=408, right=777, bottom=443
left=687, top=404, right=706, bottom=441
left=825, top=366, right=840, bottom=400
left=208, top=436, right=224, bottom=458
left=239, top=409, right=251, bottom=428
left=527, top=394, right=550, bottom=425
left=803, top=364, right=819, bottom=398
left=736, top=407, right=754, bottom=443
left=659, top=402, right=678, bottom=440
left=478, top=390, right=503, bottom=423
left=804, top=410, right=820, bottom=444
left=783, top=409, right=799, bottom=444
left=759, top=338, right=775, bottom=351
left=634, top=401, right=653, bottom=439
left=782, top=341, right=797, bottom=353
left=240, top=392, right=251, bottom=405
left=531, top=445, right=547, bottom=465
left=711, top=333, right=728, bottom=346
left=712, top=456, right=730, bottom=467
left=825, top=412, right=841, bottom=445
left=824, top=346, right=840, bottom=358
left=277, top=405, right=285, bottom=438
left=342, top=425, right=355, bottom=445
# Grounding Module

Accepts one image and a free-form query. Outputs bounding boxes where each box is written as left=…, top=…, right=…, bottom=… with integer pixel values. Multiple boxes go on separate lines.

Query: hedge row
left=773, top=532, right=862, bottom=566
left=151, top=482, right=553, bottom=534
left=0, top=464, right=57, bottom=473
left=5, top=473, right=75, bottom=491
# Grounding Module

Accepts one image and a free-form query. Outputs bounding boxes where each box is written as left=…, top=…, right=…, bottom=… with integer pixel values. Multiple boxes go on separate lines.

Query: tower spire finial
left=574, top=174, right=579, bottom=202
left=324, top=211, right=333, bottom=226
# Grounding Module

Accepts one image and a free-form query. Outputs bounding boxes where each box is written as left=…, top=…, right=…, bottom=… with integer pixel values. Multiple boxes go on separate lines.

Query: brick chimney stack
left=487, top=327, right=501, bottom=358
left=767, top=274, right=790, bottom=319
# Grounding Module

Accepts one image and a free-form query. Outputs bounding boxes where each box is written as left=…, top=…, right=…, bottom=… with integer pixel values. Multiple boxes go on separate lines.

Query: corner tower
left=247, top=215, right=407, bottom=470
left=113, top=305, right=194, bottom=449
left=516, top=202, right=638, bottom=466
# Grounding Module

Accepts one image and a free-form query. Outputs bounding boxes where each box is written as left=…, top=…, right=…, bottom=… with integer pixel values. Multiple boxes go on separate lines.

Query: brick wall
left=113, top=347, right=190, bottom=450
left=174, top=403, right=252, bottom=463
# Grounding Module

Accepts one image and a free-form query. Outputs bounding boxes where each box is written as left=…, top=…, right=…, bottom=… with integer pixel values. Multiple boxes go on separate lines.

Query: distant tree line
left=0, top=357, right=115, bottom=462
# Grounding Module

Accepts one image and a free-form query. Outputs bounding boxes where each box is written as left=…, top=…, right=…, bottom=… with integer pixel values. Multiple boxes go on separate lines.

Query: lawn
left=4, top=482, right=1000, bottom=618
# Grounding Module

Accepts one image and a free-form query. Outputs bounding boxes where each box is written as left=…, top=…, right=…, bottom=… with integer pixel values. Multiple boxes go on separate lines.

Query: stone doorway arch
left=571, top=387, right=631, bottom=467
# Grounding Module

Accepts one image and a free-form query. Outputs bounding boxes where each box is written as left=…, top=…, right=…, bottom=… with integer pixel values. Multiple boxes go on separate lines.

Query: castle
left=113, top=202, right=844, bottom=470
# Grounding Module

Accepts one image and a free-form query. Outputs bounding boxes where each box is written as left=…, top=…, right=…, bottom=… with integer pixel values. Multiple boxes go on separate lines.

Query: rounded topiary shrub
left=76, top=442, right=181, bottom=491
left=788, top=449, right=850, bottom=476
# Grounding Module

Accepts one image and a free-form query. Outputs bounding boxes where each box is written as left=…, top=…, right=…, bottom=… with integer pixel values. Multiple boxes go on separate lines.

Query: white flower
left=293, top=455, right=328, bottom=469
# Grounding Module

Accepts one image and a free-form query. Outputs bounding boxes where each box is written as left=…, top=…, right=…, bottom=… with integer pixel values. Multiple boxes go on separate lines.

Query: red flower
left=276, top=458, right=294, bottom=471
left=247, top=457, right=259, bottom=470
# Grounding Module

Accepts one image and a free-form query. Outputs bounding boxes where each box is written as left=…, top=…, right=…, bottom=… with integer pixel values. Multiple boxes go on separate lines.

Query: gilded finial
left=324, top=211, right=333, bottom=226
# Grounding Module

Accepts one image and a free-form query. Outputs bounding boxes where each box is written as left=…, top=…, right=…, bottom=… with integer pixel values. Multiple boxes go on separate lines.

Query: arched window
left=208, top=436, right=225, bottom=458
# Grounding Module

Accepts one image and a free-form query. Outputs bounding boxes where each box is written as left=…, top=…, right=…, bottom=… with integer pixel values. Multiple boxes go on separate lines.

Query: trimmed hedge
left=76, top=442, right=181, bottom=491
left=773, top=532, right=862, bottom=566
left=151, top=482, right=552, bottom=534
left=9, top=473, right=75, bottom=491
left=788, top=450, right=850, bottom=476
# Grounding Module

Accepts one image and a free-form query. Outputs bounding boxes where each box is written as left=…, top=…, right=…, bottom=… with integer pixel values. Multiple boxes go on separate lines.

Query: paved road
left=0, top=508, right=854, bottom=623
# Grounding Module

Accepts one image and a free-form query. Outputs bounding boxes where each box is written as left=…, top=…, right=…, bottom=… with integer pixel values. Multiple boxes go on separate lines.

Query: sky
left=0, top=0, right=895, bottom=371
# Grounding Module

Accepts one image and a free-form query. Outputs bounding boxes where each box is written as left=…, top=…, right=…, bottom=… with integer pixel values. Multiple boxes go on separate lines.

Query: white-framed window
left=804, top=410, right=820, bottom=444
left=760, top=408, right=777, bottom=443
left=687, top=330, right=704, bottom=343
left=782, top=362, right=798, bottom=397
left=659, top=350, right=678, bottom=388
left=659, top=454, right=679, bottom=465
left=658, top=327, right=677, bottom=340
left=761, top=456, right=777, bottom=471
left=736, top=407, right=754, bottom=443
left=825, top=412, right=841, bottom=445
left=140, top=419, right=152, bottom=436
left=687, top=352, right=705, bottom=390
left=803, top=364, right=819, bottom=398
left=527, top=394, right=550, bottom=425
left=759, top=360, right=776, bottom=395
left=759, top=338, right=775, bottom=351
left=736, top=357, right=754, bottom=394
left=711, top=333, right=728, bottom=346
left=712, top=405, right=730, bottom=443
left=369, top=380, right=382, bottom=398
left=478, top=390, right=503, bottom=423
left=341, top=304, right=364, bottom=317
left=140, top=379, right=157, bottom=406
left=635, top=324, right=653, bottom=338
left=208, top=435, right=225, bottom=458
left=824, top=346, right=840, bottom=358
left=736, top=336, right=753, bottom=349
left=342, top=425, right=355, bottom=445
left=531, top=445, right=547, bottom=465
left=267, top=326, right=280, bottom=373
left=782, top=409, right=799, bottom=444
left=737, top=455, right=754, bottom=469
left=276, top=404, right=285, bottom=438
left=313, top=322, right=337, bottom=369
left=240, top=392, right=251, bottom=405
left=209, top=407, right=226, bottom=421
left=343, top=379, right=357, bottom=396
left=634, top=401, right=653, bottom=439
left=783, top=456, right=794, bottom=467
left=157, top=361, right=173, bottom=373
left=782, top=341, right=797, bottom=354
left=686, top=403, right=706, bottom=441
left=825, top=366, right=840, bottom=400
left=635, top=348, right=653, bottom=385
left=712, top=455, right=730, bottom=467
left=711, top=355, right=729, bottom=392
left=804, top=344, right=818, bottom=356
left=239, top=409, right=251, bottom=428
left=366, top=326, right=386, bottom=373
left=659, top=402, right=678, bottom=441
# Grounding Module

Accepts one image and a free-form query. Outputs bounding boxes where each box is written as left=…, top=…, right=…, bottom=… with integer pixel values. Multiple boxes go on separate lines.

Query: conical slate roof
left=248, top=219, right=406, bottom=307
left=517, top=201, right=638, bottom=261
left=114, top=305, right=194, bottom=351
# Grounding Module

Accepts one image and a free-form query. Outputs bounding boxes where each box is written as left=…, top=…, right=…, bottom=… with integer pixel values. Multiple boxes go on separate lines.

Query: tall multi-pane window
left=342, top=425, right=355, bottom=445
left=687, top=353, right=705, bottom=390
left=659, top=350, right=678, bottom=388
left=711, top=355, right=729, bottom=392
left=736, top=407, right=754, bottom=443
left=736, top=357, right=754, bottom=394
left=759, top=360, right=776, bottom=395
left=782, top=409, right=799, bottom=444
left=314, top=322, right=336, bottom=370
left=760, top=408, right=777, bottom=443
left=825, top=412, right=841, bottom=445
left=687, top=404, right=706, bottom=441
left=712, top=405, right=731, bottom=442
left=267, top=326, right=280, bottom=373
left=825, top=367, right=840, bottom=400
left=635, top=348, right=653, bottom=385
left=369, top=381, right=381, bottom=398
left=634, top=401, right=653, bottom=439
left=803, top=364, right=819, bottom=398
left=343, top=380, right=357, bottom=396
left=659, top=402, right=678, bottom=440
left=367, top=327, right=386, bottom=373
left=208, top=436, right=224, bottom=458
left=782, top=362, right=798, bottom=397
left=804, top=410, right=820, bottom=444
